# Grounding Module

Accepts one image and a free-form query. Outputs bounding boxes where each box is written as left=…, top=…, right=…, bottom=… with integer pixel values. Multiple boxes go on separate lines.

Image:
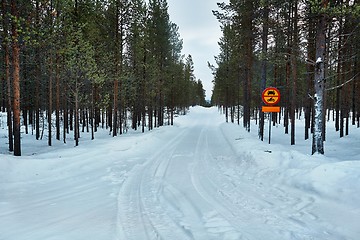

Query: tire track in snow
left=116, top=107, right=344, bottom=239
left=190, top=126, right=251, bottom=239
left=190, top=124, right=342, bottom=239
left=116, top=128, right=193, bottom=240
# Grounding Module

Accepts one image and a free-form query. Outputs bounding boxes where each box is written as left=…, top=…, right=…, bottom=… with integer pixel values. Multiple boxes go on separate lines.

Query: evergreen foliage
left=212, top=0, right=360, bottom=154
left=0, top=0, right=206, bottom=155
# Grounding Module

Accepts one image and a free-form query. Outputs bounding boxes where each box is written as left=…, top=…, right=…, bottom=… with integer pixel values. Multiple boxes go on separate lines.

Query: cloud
left=168, top=0, right=227, bottom=99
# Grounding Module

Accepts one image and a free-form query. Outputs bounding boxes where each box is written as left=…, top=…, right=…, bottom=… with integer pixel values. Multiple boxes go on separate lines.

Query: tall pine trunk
left=2, top=0, right=13, bottom=152
left=259, top=0, right=269, bottom=141
left=35, top=0, right=41, bottom=141
left=55, top=54, right=61, bottom=141
left=312, top=0, right=328, bottom=155
left=290, top=0, right=298, bottom=145
left=74, top=87, right=79, bottom=146
left=113, top=2, right=120, bottom=137
left=48, top=54, right=53, bottom=146
left=11, top=0, right=21, bottom=156
left=242, top=0, right=253, bottom=132
left=305, top=10, right=316, bottom=140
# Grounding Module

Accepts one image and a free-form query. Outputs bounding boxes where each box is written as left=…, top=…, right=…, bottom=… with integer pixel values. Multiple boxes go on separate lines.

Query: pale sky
left=167, top=0, right=227, bottom=100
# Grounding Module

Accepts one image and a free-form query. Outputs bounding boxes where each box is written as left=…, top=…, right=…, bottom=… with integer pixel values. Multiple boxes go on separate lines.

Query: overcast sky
left=167, top=0, right=227, bottom=100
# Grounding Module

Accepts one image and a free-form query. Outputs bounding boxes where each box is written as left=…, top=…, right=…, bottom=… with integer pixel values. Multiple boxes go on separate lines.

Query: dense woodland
left=211, top=0, right=359, bottom=154
left=0, top=0, right=207, bottom=156
left=1, top=0, right=359, bottom=157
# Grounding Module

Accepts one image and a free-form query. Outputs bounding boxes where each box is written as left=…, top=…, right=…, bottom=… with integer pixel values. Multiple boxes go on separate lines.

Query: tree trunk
left=2, top=0, right=13, bottom=152
left=91, top=107, right=94, bottom=140
left=48, top=55, right=53, bottom=146
left=305, top=13, right=315, bottom=140
left=290, top=0, right=298, bottom=146
left=335, top=17, right=343, bottom=133
left=63, top=100, right=67, bottom=144
left=1, top=73, right=5, bottom=113
left=23, top=51, right=29, bottom=135
left=11, top=0, right=21, bottom=156
left=113, top=14, right=119, bottom=137
left=56, top=54, right=61, bottom=141
left=312, top=1, right=328, bottom=155
left=35, top=0, right=40, bottom=141
left=63, top=83, right=68, bottom=144
left=355, top=45, right=360, bottom=128
left=284, top=2, right=292, bottom=136
left=142, top=47, right=147, bottom=133
left=74, top=88, right=79, bottom=146
left=242, top=0, right=253, bottom=132
left=259, top=0, right=269, bottom=141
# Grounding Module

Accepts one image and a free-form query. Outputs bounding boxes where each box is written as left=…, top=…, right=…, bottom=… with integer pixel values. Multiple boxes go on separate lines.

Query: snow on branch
left=316, top=57, right=323, bottom=63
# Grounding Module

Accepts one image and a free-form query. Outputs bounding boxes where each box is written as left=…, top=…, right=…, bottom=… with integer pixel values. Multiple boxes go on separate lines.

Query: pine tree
left=11, top=0, right=21, bottom=156
left=312, top=0, right=328, bottom=155
left=259, top=0, right=269, bottom=141
left=148, top=0, right=173, bottom=127
left=1, top=0, right=13, bottom=152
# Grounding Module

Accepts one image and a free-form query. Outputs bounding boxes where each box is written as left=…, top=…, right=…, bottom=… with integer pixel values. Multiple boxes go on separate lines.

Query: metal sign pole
left=268, top=112, right=272, bottom=144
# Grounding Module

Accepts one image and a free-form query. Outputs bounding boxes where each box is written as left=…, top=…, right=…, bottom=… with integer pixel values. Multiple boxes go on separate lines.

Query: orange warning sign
left=262, top=87, right=280, bottom=106
left=262, top=106, right=280, bottom=113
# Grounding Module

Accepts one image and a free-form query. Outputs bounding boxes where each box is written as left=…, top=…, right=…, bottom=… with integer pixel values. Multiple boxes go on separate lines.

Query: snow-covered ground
left=0, top=107, right=359, bottom=240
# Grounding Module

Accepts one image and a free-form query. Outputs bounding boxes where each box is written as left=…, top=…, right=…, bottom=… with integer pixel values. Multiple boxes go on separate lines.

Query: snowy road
left=115, top=108, right=350, bottom=240
left=1, top=107, right=359, bottom=240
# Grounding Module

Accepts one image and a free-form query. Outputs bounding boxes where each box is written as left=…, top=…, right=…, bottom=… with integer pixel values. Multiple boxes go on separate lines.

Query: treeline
left=211, top=0, right=360, bottom=154
left=0, top=0, right=206, bottom=156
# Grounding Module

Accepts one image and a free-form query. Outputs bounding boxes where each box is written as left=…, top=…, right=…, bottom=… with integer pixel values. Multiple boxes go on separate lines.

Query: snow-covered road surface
left=1, top=107, right=359, bottom=240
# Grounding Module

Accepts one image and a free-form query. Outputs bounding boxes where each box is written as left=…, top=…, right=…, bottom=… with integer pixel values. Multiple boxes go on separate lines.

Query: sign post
left=261, top=87, right=281, bottom=144
left=269, top=113, right=272, bottom=144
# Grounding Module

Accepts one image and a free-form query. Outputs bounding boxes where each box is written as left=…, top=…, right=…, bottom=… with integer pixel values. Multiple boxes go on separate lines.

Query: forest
left=211, top=0, right=359, bottom=154
left=0, top=0, right=207, bottom=156
left=1, top=0, right=359, bottom=157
